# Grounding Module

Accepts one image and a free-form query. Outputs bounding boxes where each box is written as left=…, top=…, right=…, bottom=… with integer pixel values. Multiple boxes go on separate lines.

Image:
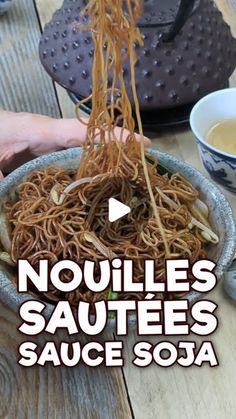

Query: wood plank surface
left=1, top=0, right=236, bottom=419
left=121, top=2, right=236, bottom=419
left=216, top=0, right=236, bottom=36
left=0, top=302, right=132, bottom=419
left=123, top=289, right=236, bottom=419
left=0, top=1, right=132, bottom=418
left=34, top=0, right=77, bottom=118
left=0, top=0, right=61, bottom=117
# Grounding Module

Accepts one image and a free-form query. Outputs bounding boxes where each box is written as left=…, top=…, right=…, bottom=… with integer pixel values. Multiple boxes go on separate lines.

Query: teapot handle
left=162, top=0, right=196, bottom=42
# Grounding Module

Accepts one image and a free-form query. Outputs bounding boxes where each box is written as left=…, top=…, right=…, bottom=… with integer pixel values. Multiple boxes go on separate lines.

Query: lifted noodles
left=4, top=0, right=219, bottom=305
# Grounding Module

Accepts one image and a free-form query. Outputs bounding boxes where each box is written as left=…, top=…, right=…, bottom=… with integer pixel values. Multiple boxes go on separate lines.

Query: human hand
left=0, top=111, right=151, bottom=173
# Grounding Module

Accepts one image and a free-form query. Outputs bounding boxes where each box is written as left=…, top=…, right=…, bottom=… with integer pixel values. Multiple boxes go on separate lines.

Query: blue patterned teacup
left=190, top=88, right=236, bottom=194
left=0, top=0, right=13, bottom=15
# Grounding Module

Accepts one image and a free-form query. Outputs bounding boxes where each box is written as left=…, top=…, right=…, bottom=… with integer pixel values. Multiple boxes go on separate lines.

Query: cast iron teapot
left=39, top=0, right=236, bottom=110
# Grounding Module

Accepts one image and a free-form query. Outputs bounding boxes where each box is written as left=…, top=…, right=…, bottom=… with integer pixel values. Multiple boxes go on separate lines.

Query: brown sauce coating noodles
left=5, top=0, right=215, bottom=304
left=6, top=162, right=207, bottom=305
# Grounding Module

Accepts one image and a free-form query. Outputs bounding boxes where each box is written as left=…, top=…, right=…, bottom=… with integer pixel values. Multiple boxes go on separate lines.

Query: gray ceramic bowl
left=0, top=148, right=235, bottom=318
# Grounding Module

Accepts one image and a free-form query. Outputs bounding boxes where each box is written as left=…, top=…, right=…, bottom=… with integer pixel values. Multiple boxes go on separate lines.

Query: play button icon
left=108, top=198, right=131, bottom=222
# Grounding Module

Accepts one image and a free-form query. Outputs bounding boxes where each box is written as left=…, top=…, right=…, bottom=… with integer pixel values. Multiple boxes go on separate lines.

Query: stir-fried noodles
left=3, top=0, right=219, bottom=304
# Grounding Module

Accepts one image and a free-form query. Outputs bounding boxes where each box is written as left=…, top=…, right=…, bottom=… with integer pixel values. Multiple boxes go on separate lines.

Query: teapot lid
left=39, top=0, right=236, bottom=111
left=137, top=0, right=201, bottom=27
left=79, top=0, right=200, bottom=27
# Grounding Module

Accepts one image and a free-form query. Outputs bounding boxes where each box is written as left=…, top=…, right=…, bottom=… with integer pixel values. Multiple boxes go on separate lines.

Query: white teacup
left=190, top=88, right=236, bottom=193
left=0, top=0, right=14, bottom=15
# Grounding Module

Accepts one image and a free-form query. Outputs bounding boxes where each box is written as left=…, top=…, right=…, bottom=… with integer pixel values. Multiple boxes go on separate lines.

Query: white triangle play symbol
left=108, top=198, right=131, bottom=222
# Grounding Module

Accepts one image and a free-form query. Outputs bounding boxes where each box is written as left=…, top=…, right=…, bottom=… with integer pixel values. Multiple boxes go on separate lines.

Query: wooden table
left=1, top=1, right=236, bottom=418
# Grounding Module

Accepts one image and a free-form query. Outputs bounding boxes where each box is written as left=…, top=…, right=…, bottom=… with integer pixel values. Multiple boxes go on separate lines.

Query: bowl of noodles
left=1, top=1, right=235, bottom=317
left=0, top=146, right=235, bottom=317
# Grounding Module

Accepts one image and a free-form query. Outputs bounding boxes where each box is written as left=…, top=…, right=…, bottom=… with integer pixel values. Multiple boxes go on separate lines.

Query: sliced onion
left=0, top=213, right=12, bottom=253
left=50, top=186, right=61, bottom=206
left=155, top=186, right=178, bottom=210
left=84, top=232, right=117, bottom=259
left=0, top=252, right=15, bottom=267
left=195, top=198, right=209, bottom=218
left=189, top=202, right=211, bottom=228
left=156, top=186, right=219, bottom=244
left=50, top=174, right=107, bottom=205
left=191, top=218, right=219, bottom=244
